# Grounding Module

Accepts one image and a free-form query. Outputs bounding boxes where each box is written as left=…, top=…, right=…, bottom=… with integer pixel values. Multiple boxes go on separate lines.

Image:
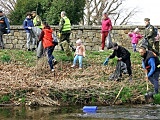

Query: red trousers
left=101, top=31, right=109, bottom=50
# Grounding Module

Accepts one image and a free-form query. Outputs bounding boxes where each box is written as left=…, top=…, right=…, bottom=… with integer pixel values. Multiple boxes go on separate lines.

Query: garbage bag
left=109, top=61, right=128, bottom=80
left=37, top=41, right=43, bottom=58
left=106, top=32, right=113, bottom=49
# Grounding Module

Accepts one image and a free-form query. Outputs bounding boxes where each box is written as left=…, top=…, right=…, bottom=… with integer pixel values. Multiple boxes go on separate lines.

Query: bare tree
left=0, top=0, right=16, bottom=14
left=84, top=0, right=140, bottom=25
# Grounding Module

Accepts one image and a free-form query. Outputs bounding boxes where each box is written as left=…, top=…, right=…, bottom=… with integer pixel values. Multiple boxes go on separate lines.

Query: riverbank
left=0, top=49, right=159, bottom=106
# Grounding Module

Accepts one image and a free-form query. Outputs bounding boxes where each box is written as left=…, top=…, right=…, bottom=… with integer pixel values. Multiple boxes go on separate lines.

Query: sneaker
left=31, top=48, right=36, bottom=51
left=27, top=49, right=31, bottom=51
left=71, top=65, right=75, bottom=68
left=79, top=67, right=82, bottom=70
left=99, top=50, right=104, bottom=52
left=51, top=69, right=54, bottom=72
left=52, top=59, right=58, bottom=65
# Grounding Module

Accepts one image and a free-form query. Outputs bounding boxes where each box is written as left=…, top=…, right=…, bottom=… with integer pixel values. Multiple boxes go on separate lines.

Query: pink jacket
left=101, top=18, right=112, bottom=33
left=128, top=32, right=142, bottom=44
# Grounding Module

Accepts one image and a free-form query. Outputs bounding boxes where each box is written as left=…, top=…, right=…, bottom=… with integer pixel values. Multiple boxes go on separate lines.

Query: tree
left=47, top=0, right=85, bottom=25
left=84, top=0, right=139, bottom=25
left=0, top=0, right=16, bottom=14
left=9, top=0, right=50, bottom=25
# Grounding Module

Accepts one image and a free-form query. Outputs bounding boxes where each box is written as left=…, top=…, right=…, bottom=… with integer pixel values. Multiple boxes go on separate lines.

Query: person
left=0, top=9, right=10, bottom=49
left=71, top=39, right=85, bottom=69
left=128, top=28, right=142, bottom=52
left=23, top=12, right=36, bottom=51
left=139, top=46, right=160, bottom=94
left=103, top=42, right=132, bottom=81
left=39, top=21, right=56, bottom=72
left=59, top=11, right=72, bottom=56
left=100, top=11, right=112, bottom=52
left=144, top=18, right=159, bottom=55
left=31, top=11, right=42, bottom=29
left=154, top=26, right=159, bottom=53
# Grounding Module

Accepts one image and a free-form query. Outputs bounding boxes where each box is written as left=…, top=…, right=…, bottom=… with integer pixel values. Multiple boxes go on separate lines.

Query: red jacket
left=101, top=18, right=112, bottom=33
left=39, top=26, right=54, bottom=49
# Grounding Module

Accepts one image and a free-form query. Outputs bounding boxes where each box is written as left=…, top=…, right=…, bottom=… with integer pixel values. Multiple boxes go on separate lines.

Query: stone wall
left=3, top=25, right=153, bottom=51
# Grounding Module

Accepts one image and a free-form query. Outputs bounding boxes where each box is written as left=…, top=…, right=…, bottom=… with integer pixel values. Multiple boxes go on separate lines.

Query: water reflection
left=0, top=105, right=160, bottom=120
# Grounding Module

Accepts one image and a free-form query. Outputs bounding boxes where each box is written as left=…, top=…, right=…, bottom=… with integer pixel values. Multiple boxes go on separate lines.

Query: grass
left=0, top=48, right=155, bottom=105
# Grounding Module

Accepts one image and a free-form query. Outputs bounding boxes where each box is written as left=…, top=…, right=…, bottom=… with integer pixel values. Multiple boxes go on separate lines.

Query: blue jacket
left=0, top=15, right=10, bottom=33
left=142, top=57, right=156, bottom=77
left=23, top=18, right=34, bottom=33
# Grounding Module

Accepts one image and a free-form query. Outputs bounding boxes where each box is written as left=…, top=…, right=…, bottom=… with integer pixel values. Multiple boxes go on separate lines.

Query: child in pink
left=128, top=28, right=142, bottom=52
left=71, top=39, right=85, bottom=69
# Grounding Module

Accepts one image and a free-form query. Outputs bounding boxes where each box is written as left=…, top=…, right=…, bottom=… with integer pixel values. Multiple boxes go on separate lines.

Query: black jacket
left=109, top=46, right=131, bottom=61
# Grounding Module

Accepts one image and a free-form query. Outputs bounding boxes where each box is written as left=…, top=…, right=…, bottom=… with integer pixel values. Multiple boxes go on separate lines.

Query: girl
left=71, top=39, right=85, bottom=69
left=128, top=28, right=142, bottom=52
left=39, top=21, right=56, bottom=71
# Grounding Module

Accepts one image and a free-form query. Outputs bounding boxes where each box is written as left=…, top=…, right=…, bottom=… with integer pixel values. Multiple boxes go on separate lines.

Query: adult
left=59, top=11, right=72, bottom=57
left=144, top=18, right=159, bottom=55
left=23, top=12, right=35, bottom=51
left=100, top=11, right=112, bottom=52
left=39, top=21, right=56, bottom=72
left=103, top=43, right=132, bottom=81
left=0, top=9, right=10, bottom=49
left=31, top=11, right=42, bottom=29
left=154, top=26, right=160, bottom=53
left=139, top=46, right=160, bottom=94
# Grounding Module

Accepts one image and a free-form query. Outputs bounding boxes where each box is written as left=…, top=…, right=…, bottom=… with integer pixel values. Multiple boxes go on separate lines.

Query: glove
left=28, top=27, right=31, bottom=29
left=7, top=29, right=10, bottom=34
left=103, top=58, right=109, bottom=66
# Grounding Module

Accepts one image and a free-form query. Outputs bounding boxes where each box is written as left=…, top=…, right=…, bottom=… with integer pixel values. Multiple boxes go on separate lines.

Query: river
left=0, top=104, right=160, bottom=120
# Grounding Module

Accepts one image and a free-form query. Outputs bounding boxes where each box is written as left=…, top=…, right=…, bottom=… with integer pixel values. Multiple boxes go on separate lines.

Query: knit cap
left=76, top=39, right=82, bottom=44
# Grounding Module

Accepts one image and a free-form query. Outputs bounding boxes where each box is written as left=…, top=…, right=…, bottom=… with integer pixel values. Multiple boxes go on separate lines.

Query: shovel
left=144, top=72, right=154, bottom=103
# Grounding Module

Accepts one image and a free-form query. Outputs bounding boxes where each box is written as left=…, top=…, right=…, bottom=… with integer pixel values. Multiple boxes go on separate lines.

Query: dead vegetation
left=0, top=53, right=150, bottom=107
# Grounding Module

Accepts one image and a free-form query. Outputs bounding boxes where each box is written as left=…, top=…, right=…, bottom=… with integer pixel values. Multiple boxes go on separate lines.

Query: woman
left=100, top=11, right=112, bottom=51
left=39, top=21, right=56, bottom=71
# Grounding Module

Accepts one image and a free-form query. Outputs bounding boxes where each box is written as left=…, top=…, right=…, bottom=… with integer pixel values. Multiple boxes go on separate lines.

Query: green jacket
left=59, top=16, right=71, bottom=33
left=33, top=15, right=42, bottom=28
left=144, top=24, right=155, bottom=41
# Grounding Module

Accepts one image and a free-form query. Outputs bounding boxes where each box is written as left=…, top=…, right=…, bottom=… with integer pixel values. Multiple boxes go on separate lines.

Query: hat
left=102, top=10, right=107, bottom=15
left=113, top=42, right=118, bottom=47
left=134, top=28, right=139, bottom=32
left=76, top=39, right=82, bottom=44
left=140, top=45, right=147, bottom=50
left=31, top=11, right=36, bottom=14
left=144, top=18, right=150, bottom=22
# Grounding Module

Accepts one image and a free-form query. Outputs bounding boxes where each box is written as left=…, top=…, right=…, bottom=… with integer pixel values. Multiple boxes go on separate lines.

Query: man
left=103, top=42, right=132, bottom=81
left=59, top=11, right=73, bottom=56
left=139, top=46, right=160, bottom=94
left=31, top=11, right=42, bottom=29
left=0, top=9, right=10, bottom=49
left=23, top=12, right=35, bottom=51
left=144, top=18, right=159, bottom=55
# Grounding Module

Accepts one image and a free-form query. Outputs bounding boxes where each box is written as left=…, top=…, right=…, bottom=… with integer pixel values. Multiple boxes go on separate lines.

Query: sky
left=125, top=0, right=160, bottom=25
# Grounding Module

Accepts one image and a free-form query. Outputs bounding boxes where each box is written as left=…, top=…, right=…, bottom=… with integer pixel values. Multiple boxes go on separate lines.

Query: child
left=39, top=21, right=56, bottom=72
left=128, top=28, right=142, bottom=52
left=71, top=39, right=85, bottom=69
left=23, top=12, right=35, bottom=51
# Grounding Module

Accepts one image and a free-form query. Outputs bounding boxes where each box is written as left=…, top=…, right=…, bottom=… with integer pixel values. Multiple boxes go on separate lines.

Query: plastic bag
left=106, top=32, right=113, bottom=49
left=52, top=33, right=58, bottom=46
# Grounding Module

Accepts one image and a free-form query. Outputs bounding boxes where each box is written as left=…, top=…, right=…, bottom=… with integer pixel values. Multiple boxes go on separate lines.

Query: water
left=0, top=104, right=160, bottom=120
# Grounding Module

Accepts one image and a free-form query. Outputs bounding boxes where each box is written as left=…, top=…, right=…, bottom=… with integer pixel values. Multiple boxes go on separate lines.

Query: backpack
left=52, top=33, right=58, bottom=46
left=153, top=27, right=158, bottom=37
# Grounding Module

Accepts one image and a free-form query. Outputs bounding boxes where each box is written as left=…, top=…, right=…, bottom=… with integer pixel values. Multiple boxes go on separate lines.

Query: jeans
left=45, top=46, right=55, bottom=70
left=148, top=71, right=159, bottom=94
left=73, top=55, right=83, bottom=68
left=132, top=43, right=137, bottom=52
left=26, top=32, right=36, bottom=49
left=0, top=31, right=4, bottom=49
